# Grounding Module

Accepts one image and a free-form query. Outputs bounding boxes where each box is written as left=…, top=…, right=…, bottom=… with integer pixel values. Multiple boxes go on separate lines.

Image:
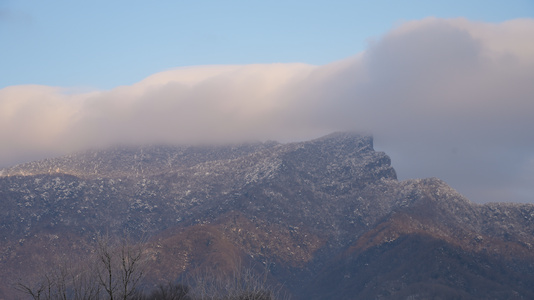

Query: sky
left=1, top=1, right=533, bottom=204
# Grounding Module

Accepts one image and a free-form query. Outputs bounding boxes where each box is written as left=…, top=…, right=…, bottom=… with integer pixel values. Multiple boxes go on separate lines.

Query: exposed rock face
left=1, top=132, right=533, bottom=299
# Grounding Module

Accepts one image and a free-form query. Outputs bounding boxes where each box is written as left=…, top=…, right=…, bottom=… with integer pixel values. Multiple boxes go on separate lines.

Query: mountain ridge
left=1, top=132, right=533, bottom=299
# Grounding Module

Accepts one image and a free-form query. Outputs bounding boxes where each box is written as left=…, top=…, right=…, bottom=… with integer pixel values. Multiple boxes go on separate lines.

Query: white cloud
left=1, top=17, right=533, bottom=203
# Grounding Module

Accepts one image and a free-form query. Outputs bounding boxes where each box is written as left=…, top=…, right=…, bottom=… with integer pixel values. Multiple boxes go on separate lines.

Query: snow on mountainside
left=1, top=132, right=533, bottom=299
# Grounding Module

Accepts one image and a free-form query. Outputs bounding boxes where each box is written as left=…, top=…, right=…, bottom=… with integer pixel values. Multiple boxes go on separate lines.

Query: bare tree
left=15, top=237, right=288, bottom=300
left=15, top=276, right=51, bottom=300
left=186, top=260, right=289, bottom=300
left=16, top=234, right=146, bottom=300
left=96, top=234, right=146, bottom=300
left=69, top=260, right=102, bottom=300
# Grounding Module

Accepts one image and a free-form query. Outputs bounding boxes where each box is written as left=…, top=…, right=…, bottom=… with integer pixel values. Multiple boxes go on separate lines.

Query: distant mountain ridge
left=0, top=142, right=277, bottom=178
left=1, top=132, right=533, bottom=299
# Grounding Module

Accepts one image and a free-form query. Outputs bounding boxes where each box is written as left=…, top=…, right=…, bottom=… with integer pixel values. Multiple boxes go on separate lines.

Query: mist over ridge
left=1, top=17, right=533, bottom=203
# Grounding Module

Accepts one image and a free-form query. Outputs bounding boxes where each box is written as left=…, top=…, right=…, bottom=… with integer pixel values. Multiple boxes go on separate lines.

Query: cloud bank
left=1, top=17, right=533, bottom=203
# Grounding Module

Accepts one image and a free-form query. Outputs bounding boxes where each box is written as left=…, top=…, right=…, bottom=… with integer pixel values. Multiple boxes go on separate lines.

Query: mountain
left=1, top=132, right=533, bottom=299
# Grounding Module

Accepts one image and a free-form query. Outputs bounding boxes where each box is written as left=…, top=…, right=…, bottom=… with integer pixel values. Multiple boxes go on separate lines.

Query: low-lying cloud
left=1, top=17, right=533, bottom=203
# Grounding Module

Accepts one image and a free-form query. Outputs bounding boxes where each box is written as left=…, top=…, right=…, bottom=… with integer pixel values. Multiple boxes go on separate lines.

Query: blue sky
left=1, top=1, right=533, bottom=204
left=2, top=0, right=533, bottom=89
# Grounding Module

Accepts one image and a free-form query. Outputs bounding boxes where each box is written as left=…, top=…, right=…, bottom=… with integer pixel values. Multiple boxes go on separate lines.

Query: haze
left=1, top=2, right=533, bottom=204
